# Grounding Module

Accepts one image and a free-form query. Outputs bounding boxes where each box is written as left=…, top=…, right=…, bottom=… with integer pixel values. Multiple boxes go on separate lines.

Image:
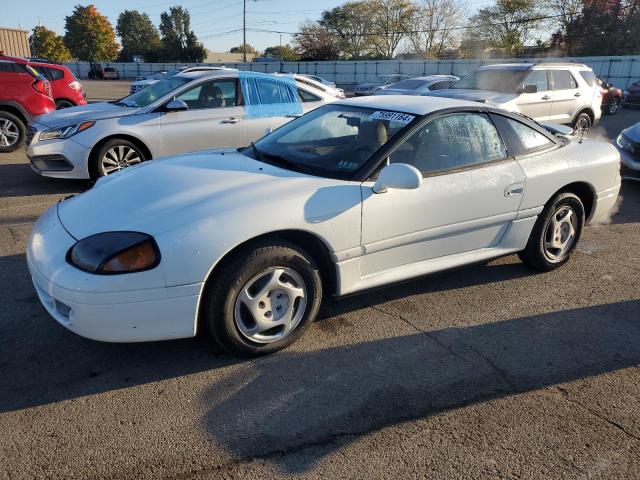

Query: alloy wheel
left=608, top=99, right=619, bottom=114
left=101, top=145, right=142, bottom=175
left=234, top=267, right=307, bottom=344
left=543, top=205, right=577, bottom=263
left=0, top=118, right=19, bottom=147
left=574, top=116, right=591, bottom=136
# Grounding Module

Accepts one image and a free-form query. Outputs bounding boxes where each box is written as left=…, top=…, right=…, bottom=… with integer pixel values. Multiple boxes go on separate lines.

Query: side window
left=389, top=112, right=507, bottom=174
left=49, top=68, right=64, bottom=80
left=297, top=88, right=321, bottom=103
left=175, top=79, right=237, bottom=109
left=579, top=70, right=597, bottom=87
left=256, top=78, right=297, bottom=104
left=523, top=70, right=549, bottom=92
left=551, top=70, right=578, bottom=90
left=0, top=61, right=25, bottom=73
left=491, top=114, right=555, bottom=155
left=429, top=81, right=454, bottom=91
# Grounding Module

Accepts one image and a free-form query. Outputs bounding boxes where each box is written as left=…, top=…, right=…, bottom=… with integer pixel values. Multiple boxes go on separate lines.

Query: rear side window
left=0, top=61, right=27, bottom=73
left=491, top=114, right=555, bottom=155
left=429, top=80, right=454, bottom=91
left=104, top=68, right=114, bottom=72
left=579, top=70, right=597, bottom=86
left=36, top=66, right=65, bottom=81
left=244, top=78, right=298, bottom=104
left=550, top=70, right=578, bottom=90
left=298, top=88, right=321, bottom=102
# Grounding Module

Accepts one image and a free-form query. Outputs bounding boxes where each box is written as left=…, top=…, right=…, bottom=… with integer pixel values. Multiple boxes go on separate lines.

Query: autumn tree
left=369, top=0, right=419, bottom=59
left=320, top=2, right=374, bottom=59
left=64, top=4, right=119, bottom=61
left=116, top=10, right=161, bottom=61
left=159, top=6, right=207, bottom=62
left=292, top=23, right=341, bottom=60
left=262, top=45, right=299, bottom=61
left=30, top=26, right=72, bottom=62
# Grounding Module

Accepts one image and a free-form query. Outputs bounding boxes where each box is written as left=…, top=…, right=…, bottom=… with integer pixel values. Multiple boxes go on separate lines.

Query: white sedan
left=27, top=96, right=621, bottom=356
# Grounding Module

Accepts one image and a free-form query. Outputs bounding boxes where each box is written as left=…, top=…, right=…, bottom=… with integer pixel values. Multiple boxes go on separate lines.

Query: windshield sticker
left=369, top=111, right=415, bottom=124
left=337, top=160, right=360, bottom=170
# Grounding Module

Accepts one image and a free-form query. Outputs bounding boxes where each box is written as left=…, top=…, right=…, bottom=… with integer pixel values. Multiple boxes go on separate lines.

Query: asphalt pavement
left=1, top=107, right=639, bottom=479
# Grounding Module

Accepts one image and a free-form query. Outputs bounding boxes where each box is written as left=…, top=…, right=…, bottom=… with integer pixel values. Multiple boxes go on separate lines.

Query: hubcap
left=543, top=205, right=577, bottom=263
left=101, top=145, right=142, bottom=174
left=234, top=267, right=307, bottom=344
left=0, top=118, right=19, bottom=147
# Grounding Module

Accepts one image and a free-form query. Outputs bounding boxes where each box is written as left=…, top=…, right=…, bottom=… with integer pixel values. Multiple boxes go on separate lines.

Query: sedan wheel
left=0, top=112, right=25, bottom=153
left=542, top=205, right=577, bottom=263
left=91, top=138, right=148, bottom=179
left=202, top=240, right=322, bottom=356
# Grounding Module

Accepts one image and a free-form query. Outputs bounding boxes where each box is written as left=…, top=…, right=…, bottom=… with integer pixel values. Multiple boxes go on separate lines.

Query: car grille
left=25, top=125, right=37, bottom=146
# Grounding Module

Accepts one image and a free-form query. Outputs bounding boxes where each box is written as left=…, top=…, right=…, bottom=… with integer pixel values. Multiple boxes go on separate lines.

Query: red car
left=28, top=59, right=87, bottom=109
left=0, top=52, right=55, bottom=152
left=598, top=78, right=623, bottom=115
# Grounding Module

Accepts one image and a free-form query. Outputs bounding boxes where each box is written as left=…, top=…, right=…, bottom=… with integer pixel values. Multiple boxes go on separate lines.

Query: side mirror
left=372, top=163, right=422, bottom=194
left=165, top=99, right=188, bottom=112
left=521, top=84, right=538, bottom=94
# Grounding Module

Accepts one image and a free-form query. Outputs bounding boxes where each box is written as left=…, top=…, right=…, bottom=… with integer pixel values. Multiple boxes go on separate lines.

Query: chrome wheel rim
left=543, top=205, right=577, bottom=263
left=234, top=267, right=307, bottom=344
left=574, top=116, right=591, bottom=136
left=101, top=145, right=142, bottom=175
left=609, top=100, right=619, bottom=114
left=0, top=118, right=19, bottom=147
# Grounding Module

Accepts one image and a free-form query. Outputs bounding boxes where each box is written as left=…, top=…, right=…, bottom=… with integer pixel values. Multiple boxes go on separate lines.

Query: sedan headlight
left=67, top=232, right=160, bottom=274
left=39, top=121, right=95, bottom=141
left=616, top=134, right=634, bottom=152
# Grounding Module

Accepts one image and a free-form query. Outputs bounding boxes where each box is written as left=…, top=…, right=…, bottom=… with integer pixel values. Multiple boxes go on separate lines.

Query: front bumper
left=27, top=206, right=201, bottom=342
left=614, top=143, right=640, bottom=178
left=26, top=123, right=93, bottom=179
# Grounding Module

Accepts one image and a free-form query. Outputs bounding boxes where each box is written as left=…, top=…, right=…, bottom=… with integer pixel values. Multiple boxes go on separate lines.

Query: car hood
left=622, top=122, right=640, bottom=141
left=429, top=89, right=517, bottom=103
left=34, top=102, right=141, bottom=128
left=57, top=150, right=341, bottom=239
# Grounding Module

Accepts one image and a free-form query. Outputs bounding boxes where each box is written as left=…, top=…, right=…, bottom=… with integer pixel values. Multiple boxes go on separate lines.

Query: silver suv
left=431, top=63, right=602, bottom=133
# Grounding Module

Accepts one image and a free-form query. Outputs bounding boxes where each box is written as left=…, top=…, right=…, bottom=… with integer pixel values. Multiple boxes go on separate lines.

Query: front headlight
left=67, top=232, right=160, bottom=274
left=40, top=121, right=95, bottom=141
left=616, top=134, right=634, bottom=152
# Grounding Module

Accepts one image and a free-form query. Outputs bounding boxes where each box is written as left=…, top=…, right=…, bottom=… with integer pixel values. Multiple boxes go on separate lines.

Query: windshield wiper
left=261, top=151, right=314, bottom=175
left=110, top=100, right=133, bottom=107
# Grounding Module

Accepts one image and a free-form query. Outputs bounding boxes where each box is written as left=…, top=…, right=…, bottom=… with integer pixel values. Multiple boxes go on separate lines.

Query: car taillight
left=69, top=80, right=82, bottom=90
left=32, top=79, right=52, bottom=98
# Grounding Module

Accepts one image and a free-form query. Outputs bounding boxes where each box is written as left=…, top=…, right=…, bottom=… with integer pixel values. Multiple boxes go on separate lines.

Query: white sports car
left=27, top=96, right=621, bottom=356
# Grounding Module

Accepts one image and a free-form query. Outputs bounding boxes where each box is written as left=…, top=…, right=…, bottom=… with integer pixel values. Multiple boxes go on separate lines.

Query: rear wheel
left=0, top=111, right=25, bottom=153
left=518, top=192, right=584, bottom=271
left=572, top=112, right=592, bottom=136
left=90, top=138, right=147, bottom=179
left=607, top=98, right=620, bottom=115
left=201, top=240, right=322, bottom=356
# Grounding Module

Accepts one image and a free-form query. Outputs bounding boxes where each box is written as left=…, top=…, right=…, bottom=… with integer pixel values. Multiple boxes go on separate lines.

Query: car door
left=360, top=111, right=526, bottom=277
left=159, top=78, right=245, bottom=156
left=516, top=70, right=553, bottom=121
left=549, top=70, right=581, bottom=124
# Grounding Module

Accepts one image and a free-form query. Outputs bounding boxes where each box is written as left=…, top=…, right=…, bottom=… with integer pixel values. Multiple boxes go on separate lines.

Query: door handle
left=505, top=183, right=525, bottom=197
left=221, top=117, right=241, bottom=124
left=541, top=95, right=551, bottom=100
left=574, top=92, right=581, bottom=97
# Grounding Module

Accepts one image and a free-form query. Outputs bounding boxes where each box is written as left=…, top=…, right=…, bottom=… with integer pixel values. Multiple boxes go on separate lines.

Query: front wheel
left=518, top=192, right=585, bottom=271
left=572, top=112, right=592, bottom=136
left=201, top=241, right=323, bottom=356
left=0, top=111, right=25, bottom=153
left=90, top=138, right=147, bottom=179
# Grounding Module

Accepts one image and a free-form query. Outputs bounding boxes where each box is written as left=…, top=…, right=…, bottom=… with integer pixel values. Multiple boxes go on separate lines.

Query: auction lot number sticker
left=369, top=111, right=415, bottom=124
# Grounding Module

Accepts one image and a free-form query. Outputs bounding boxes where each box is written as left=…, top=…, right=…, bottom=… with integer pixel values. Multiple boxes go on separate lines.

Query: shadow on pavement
left=0, top=163, right=88, bottom=199
left=199, top=299, right=640, bottom=474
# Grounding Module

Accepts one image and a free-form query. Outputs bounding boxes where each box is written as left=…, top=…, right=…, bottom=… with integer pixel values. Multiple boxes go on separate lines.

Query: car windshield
left=118, top=76, right=192, bottom=107
left=451, top=70, right=529, bottom=93
left=390, top=79, right=426, bottom=90
left=245, top=104, right=417, bottom=178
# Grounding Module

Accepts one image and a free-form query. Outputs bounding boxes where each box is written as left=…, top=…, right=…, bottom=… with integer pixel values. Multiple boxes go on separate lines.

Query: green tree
left=30, top=26, right=72, bottom=62
left=320, top=2, right=374, bottom=59
left=230, top=44, right=256, bottom=54
left=262, top=45, right=299, bottom=61
left=292, top=23, right=341, bottom=60
left=64, top=4, right=119, bottom=61
left=465, top=0, right=541, bottom=57
left=159, top=6, right=207, bottom=62
left=116, top=10, right=161, bottom=62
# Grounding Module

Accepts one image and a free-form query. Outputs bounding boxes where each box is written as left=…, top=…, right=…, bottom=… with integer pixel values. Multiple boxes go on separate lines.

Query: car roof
left=478, top=62, right=590, bottom=71
left=335, top=95, right=483, bottom=115
left=396, top=75, right=458, bottom=82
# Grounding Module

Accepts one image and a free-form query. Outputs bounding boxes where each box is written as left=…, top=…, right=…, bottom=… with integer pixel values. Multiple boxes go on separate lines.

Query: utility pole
left=243, top=0, right=247, bottom=63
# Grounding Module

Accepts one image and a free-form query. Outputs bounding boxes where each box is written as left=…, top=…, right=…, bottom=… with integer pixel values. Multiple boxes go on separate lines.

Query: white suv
left=431, top=63, right=602, bottom=133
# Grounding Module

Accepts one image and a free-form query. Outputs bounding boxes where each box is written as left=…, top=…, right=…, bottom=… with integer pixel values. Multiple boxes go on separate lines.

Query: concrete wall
left=65, top=56, right=640, bottom=90
left=0, top=28, right=30, bottom=57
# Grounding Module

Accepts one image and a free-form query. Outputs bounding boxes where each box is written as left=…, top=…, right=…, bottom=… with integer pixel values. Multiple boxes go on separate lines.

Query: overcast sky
left=2, top=0, right=492, bottom=53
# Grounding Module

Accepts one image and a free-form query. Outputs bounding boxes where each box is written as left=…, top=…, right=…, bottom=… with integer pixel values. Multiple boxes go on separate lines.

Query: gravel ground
left=0, top=107, right=639, bottom=479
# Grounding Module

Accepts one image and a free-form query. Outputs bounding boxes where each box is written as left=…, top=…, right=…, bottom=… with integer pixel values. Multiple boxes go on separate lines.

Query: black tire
left=90, top=138, right=148, bottom=179
left=606, top=98, right=620, bottom=115
left=201, top=240, right=323, bottom=357
left=572, top=112, right=592, bottom=136
left=55, top=99, right=75, bottom=109
left=518, top=192, right=585, bottom=272
left=0, top=111, right=26, bottom=153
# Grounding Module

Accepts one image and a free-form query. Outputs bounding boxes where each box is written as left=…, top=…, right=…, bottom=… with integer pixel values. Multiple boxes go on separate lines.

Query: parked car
left=26, top=71, right=331, bottom=179
left=27, top=96, right=621, bottom=355
left=597, top=78, right=623, bottom=115
left=615, top=122, right=640, bottom=180
left=88, top=64, right=120, bottom=80
left=299, top=74, right=337, bottom=89
left=622, top=81, right=640, bottom=108
left=354, top=74, right=411, bottom=96
left=430, top=63, right=603, bottom=134
left=129, top=67, right=236, bottom=94
left=0, top=53, right=55, bottom=152
left=274, top=73, right=345, bottom=100
left=28, top=59, right=88, bottom=109
left=375, top=75, right=459, bottom=96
